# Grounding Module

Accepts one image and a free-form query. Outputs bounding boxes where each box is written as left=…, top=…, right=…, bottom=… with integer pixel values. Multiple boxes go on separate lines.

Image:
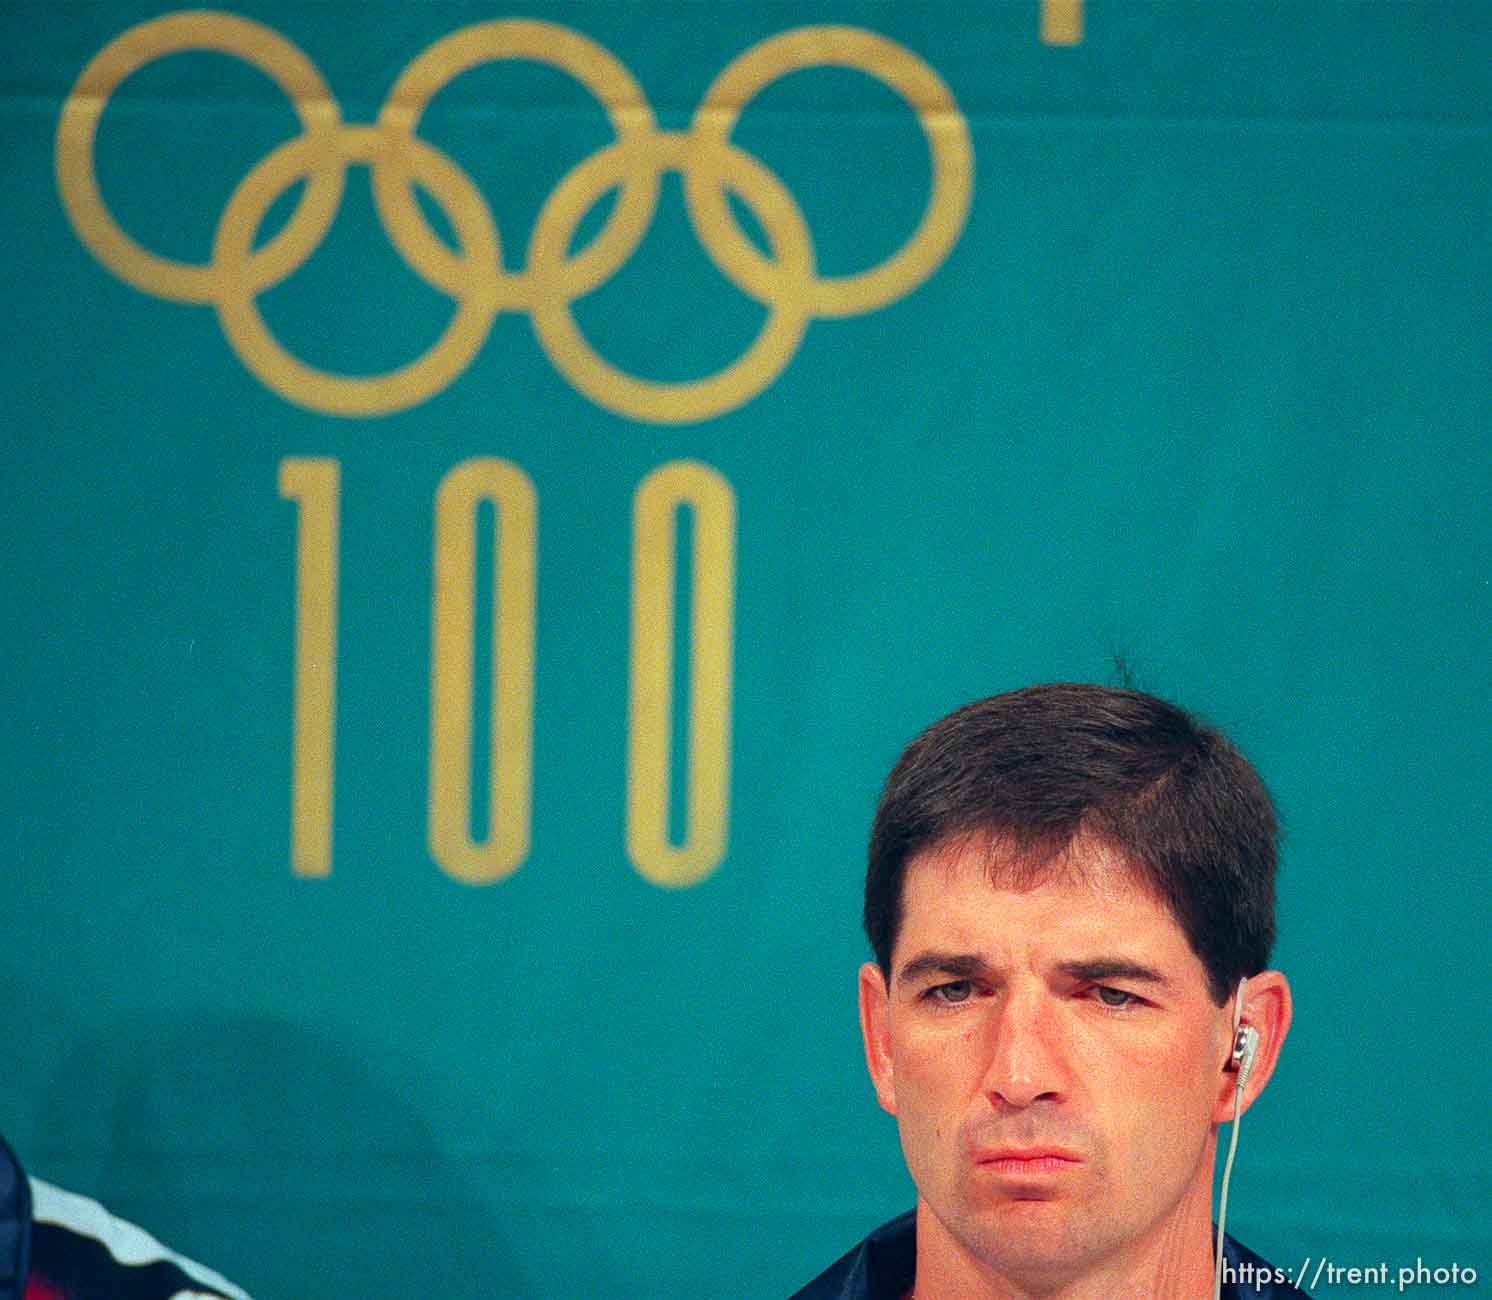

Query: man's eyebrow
left=1058, top=958, right=1174, bottom=988
left=895, top=950, right=992, bottom=987
left=893, top=952, right=1180, bottom=991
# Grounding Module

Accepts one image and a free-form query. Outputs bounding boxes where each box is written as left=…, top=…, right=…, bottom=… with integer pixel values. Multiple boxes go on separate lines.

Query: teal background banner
left=2, top=3, right=1488, bottom=1296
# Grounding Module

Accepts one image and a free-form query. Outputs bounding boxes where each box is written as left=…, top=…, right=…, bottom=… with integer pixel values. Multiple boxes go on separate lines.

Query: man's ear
left=1212, top=969, right=1292, bottom=1122
left=859, top=961, right=898, bottom=1116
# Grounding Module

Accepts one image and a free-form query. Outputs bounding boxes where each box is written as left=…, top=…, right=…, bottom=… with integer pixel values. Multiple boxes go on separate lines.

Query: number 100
left=279, top=457, right=736, bottom=889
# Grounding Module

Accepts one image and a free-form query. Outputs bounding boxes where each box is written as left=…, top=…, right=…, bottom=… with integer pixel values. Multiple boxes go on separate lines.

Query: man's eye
left=1095, top=985, right=1136, bottom=1008
left=930, top=981, right=974, bottom=1004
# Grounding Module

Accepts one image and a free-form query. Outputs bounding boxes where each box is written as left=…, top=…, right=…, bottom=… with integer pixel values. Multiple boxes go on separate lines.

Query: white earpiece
left=1232, top=1023, right=1260, bottom=1091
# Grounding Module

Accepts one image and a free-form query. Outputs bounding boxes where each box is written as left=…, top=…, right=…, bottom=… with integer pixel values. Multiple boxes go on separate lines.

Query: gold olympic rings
left=56, top=13, right=973, bottom=423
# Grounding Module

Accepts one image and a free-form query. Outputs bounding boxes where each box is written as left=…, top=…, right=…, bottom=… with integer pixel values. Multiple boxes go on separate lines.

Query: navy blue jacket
left=791, top=1211, right=1312, bottom=1299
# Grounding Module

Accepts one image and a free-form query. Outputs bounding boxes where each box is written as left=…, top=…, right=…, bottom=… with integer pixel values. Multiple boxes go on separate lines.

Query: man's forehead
left=904, top=829, right=1159, bottom=903
left=894, top=832, right=1198, bottom=966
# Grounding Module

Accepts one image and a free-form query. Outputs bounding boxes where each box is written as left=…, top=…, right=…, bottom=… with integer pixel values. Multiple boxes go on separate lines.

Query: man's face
left=860, top=836, right=1235, bottom=1291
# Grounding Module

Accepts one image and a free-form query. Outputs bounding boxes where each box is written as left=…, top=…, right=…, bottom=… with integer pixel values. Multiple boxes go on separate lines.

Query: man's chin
left=943, top=1196, right=1106, bottom=1289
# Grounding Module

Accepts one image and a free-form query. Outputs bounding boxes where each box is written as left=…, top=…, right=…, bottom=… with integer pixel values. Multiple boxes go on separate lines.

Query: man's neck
left=910, top=1186, right=1218, bottom=1300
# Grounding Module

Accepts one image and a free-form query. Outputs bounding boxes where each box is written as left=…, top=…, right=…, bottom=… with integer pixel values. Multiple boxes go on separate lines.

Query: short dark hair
left=864, top=683, right=1278, bottom=1005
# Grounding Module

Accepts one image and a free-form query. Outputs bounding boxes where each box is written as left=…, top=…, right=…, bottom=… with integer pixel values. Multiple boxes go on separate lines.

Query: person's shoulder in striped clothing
left=24, top=1179, right=249, bottom=1300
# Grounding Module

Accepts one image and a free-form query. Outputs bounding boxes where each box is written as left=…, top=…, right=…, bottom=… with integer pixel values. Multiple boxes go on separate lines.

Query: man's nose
left=980, top=988, right=1070, bottom=1109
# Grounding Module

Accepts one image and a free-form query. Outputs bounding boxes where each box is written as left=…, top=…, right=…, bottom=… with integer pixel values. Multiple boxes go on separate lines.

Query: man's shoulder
left=788, top=1212, right=915, bottom=1300
left=787, top=1216, right=1312, bottom=1300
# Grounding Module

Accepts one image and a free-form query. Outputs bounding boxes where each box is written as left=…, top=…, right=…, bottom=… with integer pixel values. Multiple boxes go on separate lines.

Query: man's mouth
left=974, top=1147, right=1084, bottom=1176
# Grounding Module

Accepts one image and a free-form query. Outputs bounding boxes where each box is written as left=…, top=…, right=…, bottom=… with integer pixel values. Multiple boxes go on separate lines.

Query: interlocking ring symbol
left=57, top=13, right=973, bottom=423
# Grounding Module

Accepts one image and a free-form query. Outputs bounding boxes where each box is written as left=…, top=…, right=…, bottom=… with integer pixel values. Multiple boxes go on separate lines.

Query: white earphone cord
left=1213, top=978, right=1257, bottom=1300
left=1213, top=1074, right=1246, bottom=1300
